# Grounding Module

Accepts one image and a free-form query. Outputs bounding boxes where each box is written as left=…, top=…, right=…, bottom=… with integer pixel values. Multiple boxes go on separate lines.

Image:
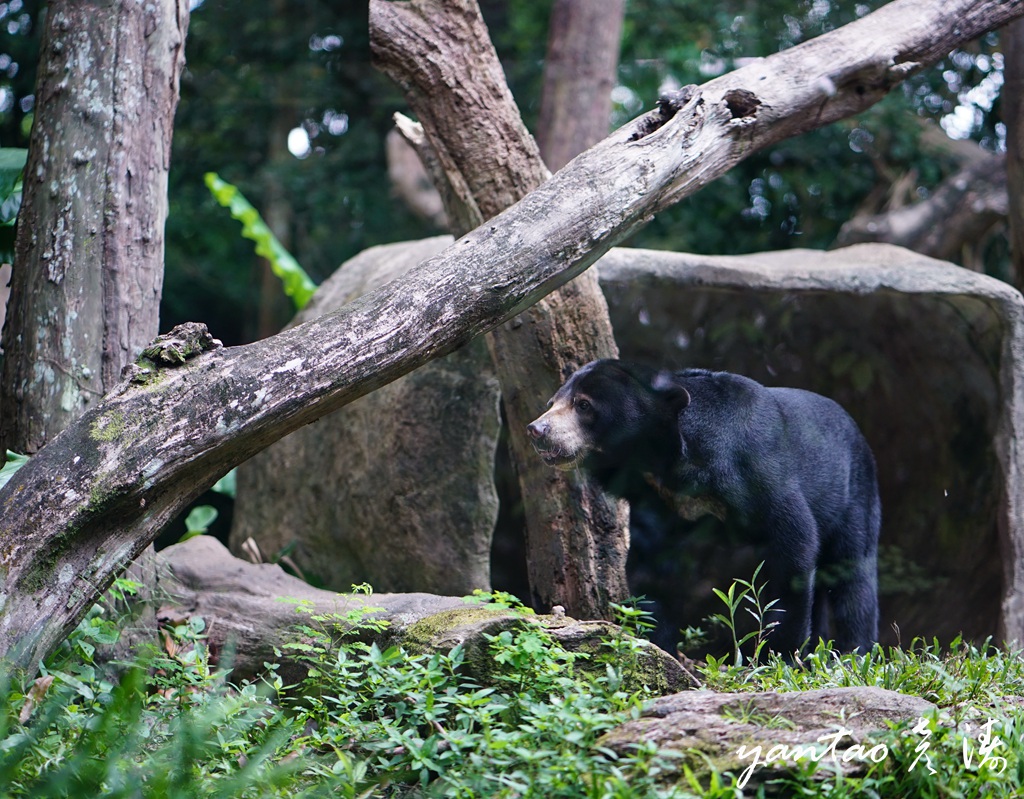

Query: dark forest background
left=1, top=0, right=1007, bottom=346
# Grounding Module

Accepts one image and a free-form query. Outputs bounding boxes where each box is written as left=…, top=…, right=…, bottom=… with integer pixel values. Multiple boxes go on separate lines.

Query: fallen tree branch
left=151, top=535, right=690, bottom=691
left=835, top=151, right=1008, bottom=266
left=1, top=0, right=1022, bottom=671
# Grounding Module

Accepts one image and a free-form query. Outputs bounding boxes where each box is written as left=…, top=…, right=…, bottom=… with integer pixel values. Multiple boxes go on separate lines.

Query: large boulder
left=230, top=237, right=501, bottom=596
left=231, top=239, right=1024, bottom=650
left=600, top=686, right=936, bottom=792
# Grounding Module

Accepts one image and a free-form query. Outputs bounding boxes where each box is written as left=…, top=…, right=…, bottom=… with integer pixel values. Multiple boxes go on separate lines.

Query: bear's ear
left=651, top=370, right=691, bottom=413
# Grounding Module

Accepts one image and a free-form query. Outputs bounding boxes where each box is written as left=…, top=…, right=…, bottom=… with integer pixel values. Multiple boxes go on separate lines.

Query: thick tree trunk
left=0, top=0, right=1019, bottom=672
left=0, top=0, right=189, bottom=455
left=537, top=0, right=626, bottom=172
left=1005, top=19, right=1024, bottom=289
left=371, top=0, right=630, bottom=621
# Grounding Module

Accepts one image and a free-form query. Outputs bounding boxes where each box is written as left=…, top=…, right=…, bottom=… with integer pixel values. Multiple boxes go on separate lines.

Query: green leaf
left=0, top=149, right=27, bottom=201
left=211, top=468, right=237, bottom=498
left=0, top=149, right=25, bottom=261
left=0, top=451, right=28, bottom=491
left=183, top=504, right=218, bottom=536
left=204, top=172, right=318, bottom=309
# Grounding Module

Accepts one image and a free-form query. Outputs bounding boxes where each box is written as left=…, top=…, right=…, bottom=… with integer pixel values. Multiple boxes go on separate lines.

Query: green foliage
left=708, top=562, right=780, bottom=668
left=1, top=604, right=301, bottom=798
left=177, top=470, right=235, bottom=543
left=0, top=450, right=28, bottom=490
left=153, top=0, right=1014, bottom=347
left=211, top=468, right=237, bottom=499
left=727, top=638, right=1024, bottom=797
left=610, top=0, right=1005, bottom=274
left=163, top=2, right=427, bottom=345
left=0, top=585, right=694, bottom=797
left=608, top=597, right=656, bottom=637
left=7, top=1, right=1012, bottom=345
left=283, top=594, right=684, bottom=798
left=5, top=583, right=1024, bottom=798
left=0, top=3, right=38, bottom=150
left=463, top=587, right=536, bottom=614
left=0, top=148, right=25, bottom=211
left=0, top=147, right=26, bottom=262
left=204, top=172, right=318, bottom=310
left=181, top=504, right=219, bottom=541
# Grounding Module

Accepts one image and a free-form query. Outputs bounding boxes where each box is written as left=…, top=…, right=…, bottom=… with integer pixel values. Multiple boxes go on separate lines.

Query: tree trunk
left=0, top=0, right=189, bottom=455
left=537, top=0, right=626, bottom=172
left=0, top=0, right=1019, bottom=672
left=371, top=0, right=630, bottom=621
left=1004, top=19, right=1024, bottom=289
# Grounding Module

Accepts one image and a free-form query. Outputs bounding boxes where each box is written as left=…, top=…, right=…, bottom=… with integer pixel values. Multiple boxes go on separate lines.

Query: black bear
left=526, top=359, right=880, bottom=656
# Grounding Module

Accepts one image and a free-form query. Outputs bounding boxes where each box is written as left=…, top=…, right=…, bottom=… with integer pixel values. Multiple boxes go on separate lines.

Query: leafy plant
left=181, top=505, right=218, bottom=541
left=708, top=561, right=781, bottom=669
left=0, top=450, right=28, bottom=491
left=204, top=172, right=318, bottom=310
left=211, top=468, right=237, bottom=499
left=609, top=596, right=658, bottom=640
left=178, top=469, right=235, bottom=543
left=0, top=599, right=302, bottom=799
left=0, top=147, right=26, bottom=262
left=6, top=576, right=1024, bottom=798
left=281, top=590, right=688, bottom=797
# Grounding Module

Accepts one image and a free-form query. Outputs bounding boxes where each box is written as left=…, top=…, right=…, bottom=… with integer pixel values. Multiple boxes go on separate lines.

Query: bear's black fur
left=526, top=359, right=880, bottom=656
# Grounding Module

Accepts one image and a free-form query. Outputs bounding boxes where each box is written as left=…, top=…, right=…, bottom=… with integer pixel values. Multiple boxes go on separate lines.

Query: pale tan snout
left=527, top=399, right=589, bottom=470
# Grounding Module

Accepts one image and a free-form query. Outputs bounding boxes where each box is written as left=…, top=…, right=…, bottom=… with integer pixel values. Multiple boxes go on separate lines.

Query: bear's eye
left=576, top=399, right=591, bottom=412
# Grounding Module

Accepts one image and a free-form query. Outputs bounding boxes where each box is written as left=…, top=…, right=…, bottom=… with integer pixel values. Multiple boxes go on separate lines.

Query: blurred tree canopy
left=164, top=0, right=426, bottom=343
left=611, top=0, right=1006, bottom=269
left=0, top=0, right=37, bottom=149
left=0, top=0, right=1011, bottom=344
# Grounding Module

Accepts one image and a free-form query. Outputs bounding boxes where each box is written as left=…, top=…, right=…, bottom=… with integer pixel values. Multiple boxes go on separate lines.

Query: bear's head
left=526, top=359, right=690, bottom=472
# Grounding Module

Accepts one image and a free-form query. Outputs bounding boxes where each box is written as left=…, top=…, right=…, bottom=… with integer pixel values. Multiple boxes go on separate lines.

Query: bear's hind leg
left=829, top=555, right=879, bottom=653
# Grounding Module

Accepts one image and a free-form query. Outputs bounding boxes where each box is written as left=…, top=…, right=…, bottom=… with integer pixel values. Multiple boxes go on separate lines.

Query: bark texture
left=1005, top=19, right=1024, bottom=289
left=154, top=535, right=690, bottom=691
left=0, top=0, right=1021, bottom=671
left=371, top=0, right=630, bottom=621
left=537, top=0, right=626, bottom=172
left=0, top=0, right=189, bottom=455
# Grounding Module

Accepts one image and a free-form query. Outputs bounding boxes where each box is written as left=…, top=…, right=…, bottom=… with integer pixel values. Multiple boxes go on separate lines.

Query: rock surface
left=231, top=237, right=501, bottom=597
left=600, top=686, right=937, bottom=791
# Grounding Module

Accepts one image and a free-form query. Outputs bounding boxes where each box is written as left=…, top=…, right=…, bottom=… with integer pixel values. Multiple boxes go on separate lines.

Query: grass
left=0, top=580, right=1021, bottom=797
